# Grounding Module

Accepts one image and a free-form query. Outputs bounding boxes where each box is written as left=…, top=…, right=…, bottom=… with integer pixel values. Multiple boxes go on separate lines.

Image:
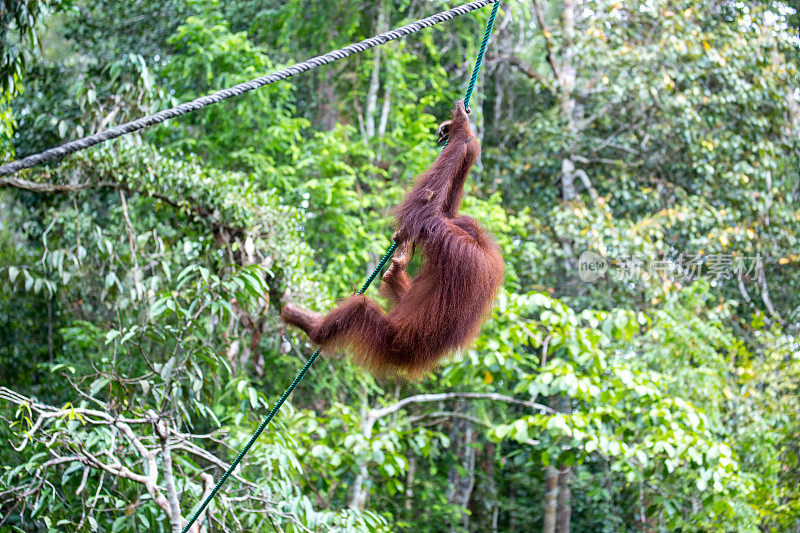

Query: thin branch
left=574, top=169, right=599, bottom=201
left=505, top=55, right=552, bottom=88
left=532, top=0, right=560, bottom=80
left=758, top=261, right=783, bottom=324
left=187, top=473, right=215, bottom=533
left=78, top=447, right=150, bottom=486
left=368, top=392, right=554, bottom=421
left=169, top=442, right=259, bottom=490
left=118, top=188, right=143, bottom=299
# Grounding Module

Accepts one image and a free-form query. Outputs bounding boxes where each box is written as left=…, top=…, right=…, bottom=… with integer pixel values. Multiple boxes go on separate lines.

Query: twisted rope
left=0, top=0, right=498, bottom=177
left=464, top=0, right=500, bottom=110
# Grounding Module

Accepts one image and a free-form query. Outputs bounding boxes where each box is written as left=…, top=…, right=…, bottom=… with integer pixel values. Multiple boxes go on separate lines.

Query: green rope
left=180, top=243, right=397, bottom=532
left=464, top=0, right=500, bottom=111
left=180, top=3, right=500, bottom=530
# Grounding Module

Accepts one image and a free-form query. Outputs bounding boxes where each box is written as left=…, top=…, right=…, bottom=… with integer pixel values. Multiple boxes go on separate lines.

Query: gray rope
left=0, top=0, right=498, bottom=177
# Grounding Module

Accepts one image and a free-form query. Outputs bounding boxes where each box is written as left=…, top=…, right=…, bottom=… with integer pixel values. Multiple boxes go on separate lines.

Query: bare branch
left=78, top=447, right=151, bottom=485
left=156, top=420, right=183, bottom=533
left=574, top=169, right=599, bottom=201
left=169, top=441, right=259, bottom=490
left=369, top=392, right=554, bottom=421
left=349, top=390, right=548, bottom=510
left=187, top=473, right=215, bottom=533
left=0, top=387, right=298, bottom=530
left=758, top=261, right=783, bottom=324
left=76, top=465, right=90, bottom=496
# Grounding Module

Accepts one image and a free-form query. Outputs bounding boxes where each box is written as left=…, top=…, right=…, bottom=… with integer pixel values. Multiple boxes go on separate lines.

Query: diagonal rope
left=464, top=0, right=500, bottom=110
left=179, top=242, right=398, bottom=533
left=179, top=2, right=502, bottom=530
left=0, top=0, right=498, bottom=178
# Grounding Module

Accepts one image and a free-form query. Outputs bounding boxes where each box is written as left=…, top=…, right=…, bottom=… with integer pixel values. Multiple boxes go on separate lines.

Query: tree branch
left=757, top=261, right=783, bottom=324
left=187, top=473, right=215, bottom=533
left=407, top=411, right=490, bottom=427
left=369, top=392, right=554, bottom=421
left=505, top=55, right=552, bottom=88
left=0, top=387, right=296, bottom=530
left=574, top=169, right=599, bottom=201
left=0, top=176, right=114, bottom=193
left=156, top=420, right=183, bottom=533
left=532, top=0, right=560, bottom=80
left=0, top=171, right=241, bottom=238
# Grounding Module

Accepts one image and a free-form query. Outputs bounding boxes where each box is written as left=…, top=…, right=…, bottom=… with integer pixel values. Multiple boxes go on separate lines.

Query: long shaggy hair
left=282, top=100, right=504, bottom=378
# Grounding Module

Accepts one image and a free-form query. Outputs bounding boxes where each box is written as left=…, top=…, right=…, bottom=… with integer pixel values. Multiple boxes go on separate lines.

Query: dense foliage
left=1, top=1, right=798, bottom=531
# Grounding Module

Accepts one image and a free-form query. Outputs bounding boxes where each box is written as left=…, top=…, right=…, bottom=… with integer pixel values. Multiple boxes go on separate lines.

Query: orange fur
left=281, top=101, right=504, bottom=378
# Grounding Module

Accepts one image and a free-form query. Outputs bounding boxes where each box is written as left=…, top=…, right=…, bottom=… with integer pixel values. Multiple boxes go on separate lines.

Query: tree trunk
left=315, top=68, right=338, bottom=131
left=492, top=70, right=504, bottom=132
left=46, top=299, right=54, bottom=362
left=364, top=0, right=389, bottom=139
left=479, top=442, right=498, bottom=533
left=447, top=407, right=477, bottom=532
left=349, top=413, right=376, bottom=509
left=558, top=0, right=578, bottom=202
left=509, top=486, right=518, bottom=531
left=556, top=467, right=572, bottom=533
left=530, top=1, right=578, bottom=529
left=545, top=392, right=574, bottom=533
left=461, top=424, right=477, bottom=531
left=377, top=79, right=393, bottom=138
left=556, top=394, right=572, bottom=533
left=404, top=456, right=416, bottom=515
left=542, top=465, right=560, bottom=533
left=560, top=158, right=577, bottom=202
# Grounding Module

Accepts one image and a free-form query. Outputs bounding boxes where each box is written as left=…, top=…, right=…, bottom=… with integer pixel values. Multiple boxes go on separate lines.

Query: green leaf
left=248, top=387, right=258, bottom=409
left=160, top=356, right=176, bottom=381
